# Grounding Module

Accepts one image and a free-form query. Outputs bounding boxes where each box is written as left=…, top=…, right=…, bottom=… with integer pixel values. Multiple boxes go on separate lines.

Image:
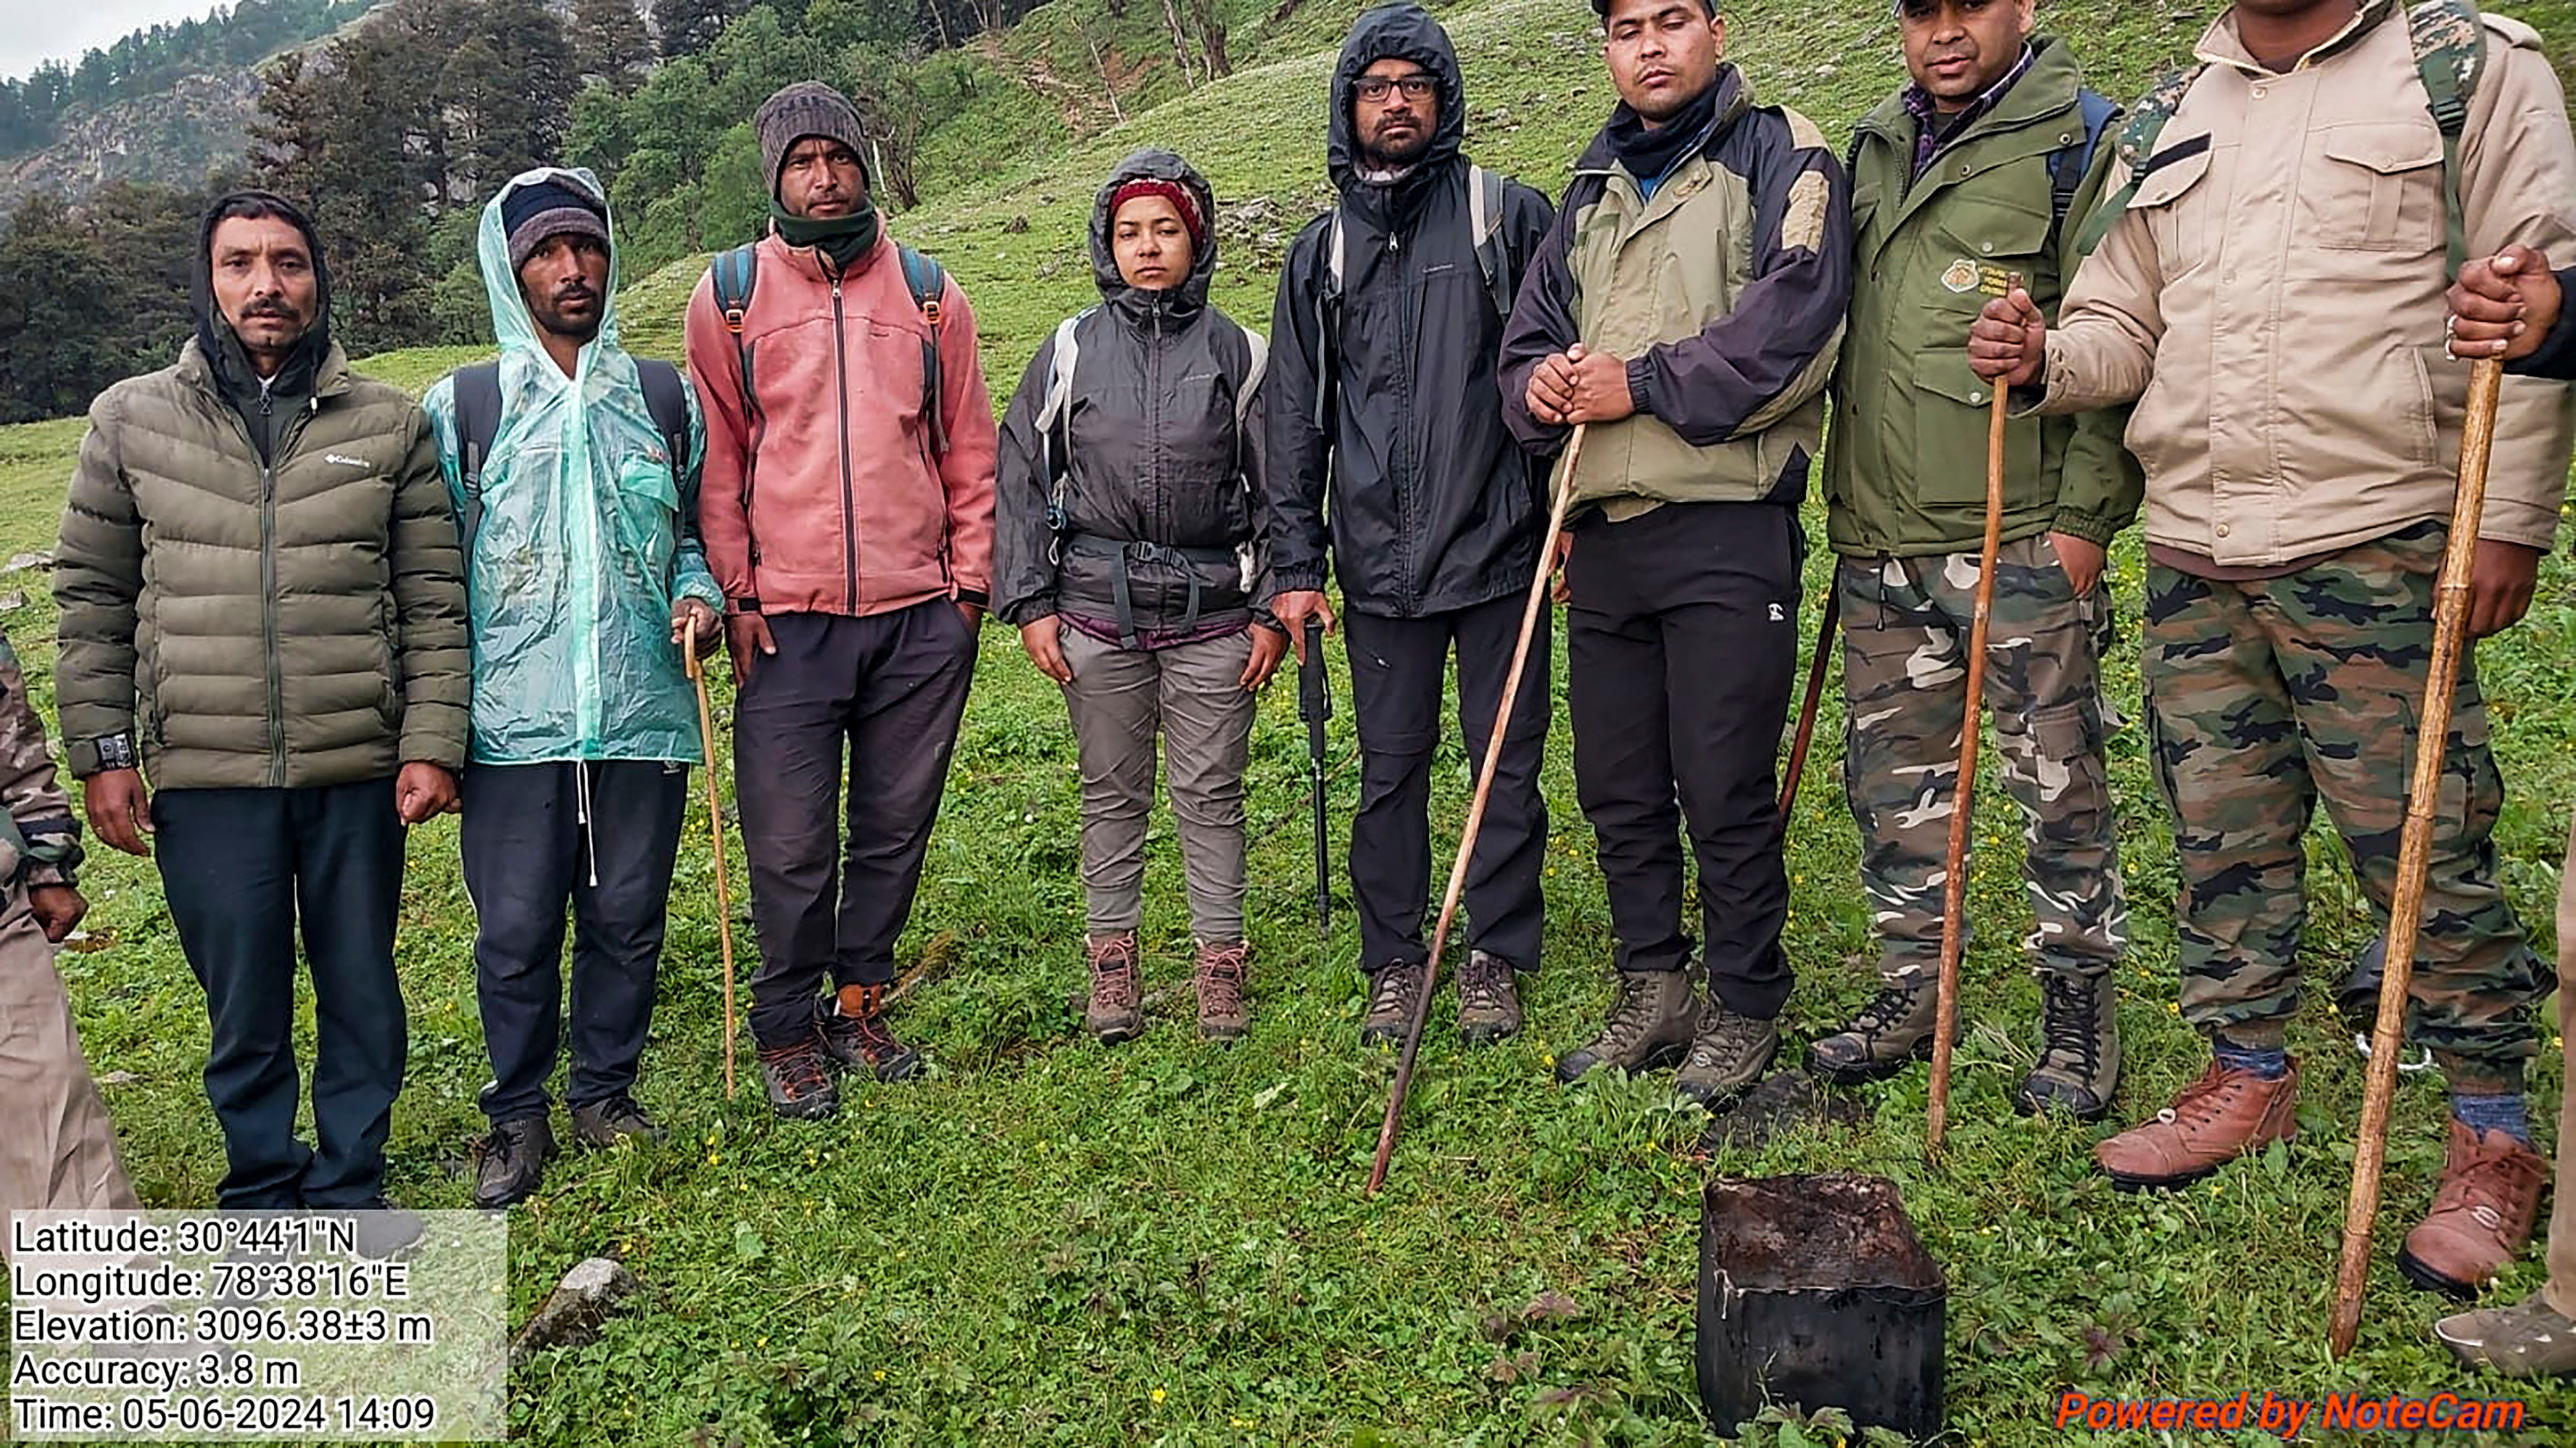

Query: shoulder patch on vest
left=1780, top=106, right=1827, bottom=153
left=1782, top=170, right=1830, bottom=253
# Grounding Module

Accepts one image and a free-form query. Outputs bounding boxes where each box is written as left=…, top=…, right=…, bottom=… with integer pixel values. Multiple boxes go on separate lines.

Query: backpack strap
left=2048, top=87, right=2121, bottom=234
left=2073, top=62, right=2207, bottom=257
left=451, top=360, right=503, bottom=558
left=706, top=242, right=763, bottom=510
left=1468, top=163, right=1514, bottom=321
left=1037, top=311, right=1086, bottom=544
left=898, top=244, right=949, bottom=460
left=1235, top=322, right=1269, bottom=428
left=634, top=358, right=693, bottom=481
left=2407, top=0, right=2488, bottom=278
left=1314, top=208, right=1346, bottom=437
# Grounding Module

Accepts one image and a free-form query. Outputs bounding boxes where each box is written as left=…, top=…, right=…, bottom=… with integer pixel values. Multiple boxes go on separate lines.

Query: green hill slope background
left=8, top=1, right=2576, bottom=1443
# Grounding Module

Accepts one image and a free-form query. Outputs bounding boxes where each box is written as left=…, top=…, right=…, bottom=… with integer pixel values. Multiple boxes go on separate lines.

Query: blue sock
left=2213, top=1038, right=2289, bottom=1081
left=2451, top=1092, right=2532, bottom=1145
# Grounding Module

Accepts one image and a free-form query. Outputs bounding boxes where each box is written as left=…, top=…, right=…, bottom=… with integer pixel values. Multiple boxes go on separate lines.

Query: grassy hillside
left=9, top=1, right=2576, bottom=1443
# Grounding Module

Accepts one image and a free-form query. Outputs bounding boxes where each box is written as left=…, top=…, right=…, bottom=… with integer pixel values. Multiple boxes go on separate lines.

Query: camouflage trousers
left=2143, top=523, right=2543, bottom=1088
left=1839, top=536, right=2127, bottom=984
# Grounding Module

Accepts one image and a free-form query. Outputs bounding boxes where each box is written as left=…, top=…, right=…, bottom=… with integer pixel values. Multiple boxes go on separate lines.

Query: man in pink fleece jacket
left=685, top=81, right=999, bottom=1120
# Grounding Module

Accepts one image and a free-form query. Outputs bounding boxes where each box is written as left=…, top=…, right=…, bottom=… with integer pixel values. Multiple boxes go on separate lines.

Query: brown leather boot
left=2398, top=1120, right=2549, bottom=1300
left=817, top=983, right=923, bottom=1082
left=2094, top=1055, right=2299, bottom=1190
left=1084, top=931, right=1144, bottom=1044
left=1192, top=940, right=1250, bottom=1042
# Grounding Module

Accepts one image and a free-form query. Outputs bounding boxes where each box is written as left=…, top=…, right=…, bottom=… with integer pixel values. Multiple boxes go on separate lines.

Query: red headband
left=1109, top=179, right=1206, bottom=252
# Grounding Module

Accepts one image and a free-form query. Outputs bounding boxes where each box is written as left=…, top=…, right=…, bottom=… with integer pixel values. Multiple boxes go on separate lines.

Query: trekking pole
left=2328, top=356, right=2504, bottom=1357
left=683, top=628, right=740, bottom=1100
left=1926, top=334, right=2017, bottom=1160
left=1300, top=618, right=1333, bottom=971
left=1367, top=424, right=1584, bottom=1196
left=1777, top=588, right=1841, bottom=820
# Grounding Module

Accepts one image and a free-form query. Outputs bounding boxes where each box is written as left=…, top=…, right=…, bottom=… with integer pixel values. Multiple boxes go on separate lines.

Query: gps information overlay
left=8, top=1210, right=505, bottom=1442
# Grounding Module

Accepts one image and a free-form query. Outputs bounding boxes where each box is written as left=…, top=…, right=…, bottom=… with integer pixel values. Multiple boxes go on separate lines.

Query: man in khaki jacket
left=1971, top=0, right=2576, bottom=1297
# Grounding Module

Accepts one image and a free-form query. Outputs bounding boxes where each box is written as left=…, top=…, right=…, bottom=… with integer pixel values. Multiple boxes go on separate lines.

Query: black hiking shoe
left=1673, top=1006, right=1781, bottom=1106
left=570, top=1094, right=667, bottom=1148
left=1556, top=970, right=1699, bottom=1083
left=1805, top=976, right=1941, bottom=1085
left=819, top=984, right=924, bottom=1082
left=472, top=1115, right=557, bottom=1209
left=758, top=1039, right=840, bottom=1120
left=2014, top=973, right=2120, bottom=1121
left=1359, top=961, right=1429, bottom=1046
left=1455, top=950, right=1524, bottom=1047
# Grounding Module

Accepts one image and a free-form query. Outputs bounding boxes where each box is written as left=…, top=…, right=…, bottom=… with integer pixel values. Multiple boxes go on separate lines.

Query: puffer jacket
left=54, top=339, right=469, bottom=789
left=994, top=150, right=1274, bottom=642
left=422, top=167, right=722, bottom=766
left=1264, top=2, right=1555, bottom=618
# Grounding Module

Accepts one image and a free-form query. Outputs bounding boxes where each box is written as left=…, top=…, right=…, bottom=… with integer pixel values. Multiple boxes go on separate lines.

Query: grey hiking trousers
left=1057, top=625, right=1257, bottom=943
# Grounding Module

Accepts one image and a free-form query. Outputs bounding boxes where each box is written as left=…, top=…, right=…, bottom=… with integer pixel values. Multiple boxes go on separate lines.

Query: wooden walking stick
left=1778, top=588, right=1841, bottom=820
left=683, top=627, right=741, bottom=1099
left=1924, top=365, right=2015, bottom=1158
left=2328, top=356, right=2505, bottom=1357
left=1367, top=424, right=1585, bottom=1195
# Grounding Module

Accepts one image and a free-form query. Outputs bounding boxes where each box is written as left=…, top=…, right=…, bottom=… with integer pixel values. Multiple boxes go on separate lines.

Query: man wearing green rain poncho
left=422, top=167, right=726, bottom=1208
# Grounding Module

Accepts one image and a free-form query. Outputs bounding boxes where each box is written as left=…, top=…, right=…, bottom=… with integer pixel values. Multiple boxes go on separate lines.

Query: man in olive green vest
left=1810, top=0, right=2140, bottom=1116
left=1501, top=0, right=1849, bottom=1104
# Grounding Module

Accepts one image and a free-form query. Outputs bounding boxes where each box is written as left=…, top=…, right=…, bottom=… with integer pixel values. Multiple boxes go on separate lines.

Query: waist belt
left=1062, top=534, right=1239, bottom=649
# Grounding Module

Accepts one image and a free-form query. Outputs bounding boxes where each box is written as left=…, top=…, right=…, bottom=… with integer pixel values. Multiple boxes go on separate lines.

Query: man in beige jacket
left=1971, top=0, right=2576, bottom=1297
left=0, top=634, right=136, bottom=1245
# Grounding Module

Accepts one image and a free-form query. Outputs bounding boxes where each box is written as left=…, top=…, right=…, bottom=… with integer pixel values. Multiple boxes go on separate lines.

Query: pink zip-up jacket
left=686, top=227, right=998, bottom=619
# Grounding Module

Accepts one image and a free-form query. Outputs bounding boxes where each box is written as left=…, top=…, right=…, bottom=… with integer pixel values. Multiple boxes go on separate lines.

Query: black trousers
left=461, top=760, right=688, bottom=1126
left=154, top=780, right=407, bottom=1209
left=734, top=601, right=976, bottom=1046
left=1342, top=593, right=1550, bottom=974
left=1565, top=501, right=1798, bottom=1018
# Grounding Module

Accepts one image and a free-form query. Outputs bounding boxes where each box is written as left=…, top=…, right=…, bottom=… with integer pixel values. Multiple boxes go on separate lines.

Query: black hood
left=1089, top=148, right=1220, bottom=323
left=1326, top=3, right=1468, bottom=218
left=193, top=188, right=333, bottom=401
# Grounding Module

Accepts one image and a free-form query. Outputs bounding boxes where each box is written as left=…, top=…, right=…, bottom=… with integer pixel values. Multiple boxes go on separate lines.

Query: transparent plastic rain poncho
left=423, top=167, right=721, bottom=766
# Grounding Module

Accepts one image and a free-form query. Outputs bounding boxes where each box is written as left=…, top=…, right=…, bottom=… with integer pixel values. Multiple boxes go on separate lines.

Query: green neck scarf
left=772, top=199, right=881, bottom=269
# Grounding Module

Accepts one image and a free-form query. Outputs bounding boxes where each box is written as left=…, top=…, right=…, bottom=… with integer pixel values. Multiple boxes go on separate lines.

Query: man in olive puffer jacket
left=53, top=190, right=469, bottom=1210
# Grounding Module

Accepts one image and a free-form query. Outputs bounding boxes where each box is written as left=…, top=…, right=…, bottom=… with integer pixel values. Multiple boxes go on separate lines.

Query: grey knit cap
left=501, top=177, right=609, bottom=273
left=756, top=82, right=870, bottom=198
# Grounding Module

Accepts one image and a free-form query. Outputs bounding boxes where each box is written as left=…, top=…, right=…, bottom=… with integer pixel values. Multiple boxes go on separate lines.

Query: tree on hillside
left=442, top=0, right=578, bottom=195
left=0, top=196, right=125, bottom=424
left=652, top=0, right=751, bottom=58
left=572, top=0, right=657, bottom=89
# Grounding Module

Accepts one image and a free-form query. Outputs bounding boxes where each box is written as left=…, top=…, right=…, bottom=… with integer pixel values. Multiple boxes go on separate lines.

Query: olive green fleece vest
left=1563, top=145, right=1831, bottom=519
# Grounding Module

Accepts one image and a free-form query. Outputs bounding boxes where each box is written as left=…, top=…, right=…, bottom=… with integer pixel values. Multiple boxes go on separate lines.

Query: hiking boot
left=1084, top=931, right=1144, bottom=1045
left=758, top=1038, right=840, bottom=1120
left=1556, top=970, right=1699, bottom=1083
left=818, top=983, right=923, bottom=1082
left=1806, top=975, right=1940, bottom=1085
left=1673, top=1006, right=1780, bottom=1106
left=2014, top=972, right=2120, bottom=1121
left=1359, top=961, right=1429, bottom=1046
left=2094, top=1055, right=2299, bottom=1190
left=1194, top=939, right=1252, bottom=1042
left=1455, top=950, right=1524, bottom=1047
left=2398, top=1119, right=2549, bottom=1299
left=2434, top=1291, right=2576, bottom=1377
left=472, top=1115, right=556, bottom=1209
left=569, top=1094, right=666, bottom=1148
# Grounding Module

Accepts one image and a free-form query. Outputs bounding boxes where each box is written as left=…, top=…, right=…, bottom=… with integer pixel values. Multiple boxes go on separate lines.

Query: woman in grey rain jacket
left=994, top=149, right=1284, bottom=1045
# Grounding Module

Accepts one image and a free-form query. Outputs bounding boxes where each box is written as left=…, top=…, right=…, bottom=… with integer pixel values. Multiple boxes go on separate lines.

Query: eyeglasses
left=1354, top=75, right=1437, bottom=102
